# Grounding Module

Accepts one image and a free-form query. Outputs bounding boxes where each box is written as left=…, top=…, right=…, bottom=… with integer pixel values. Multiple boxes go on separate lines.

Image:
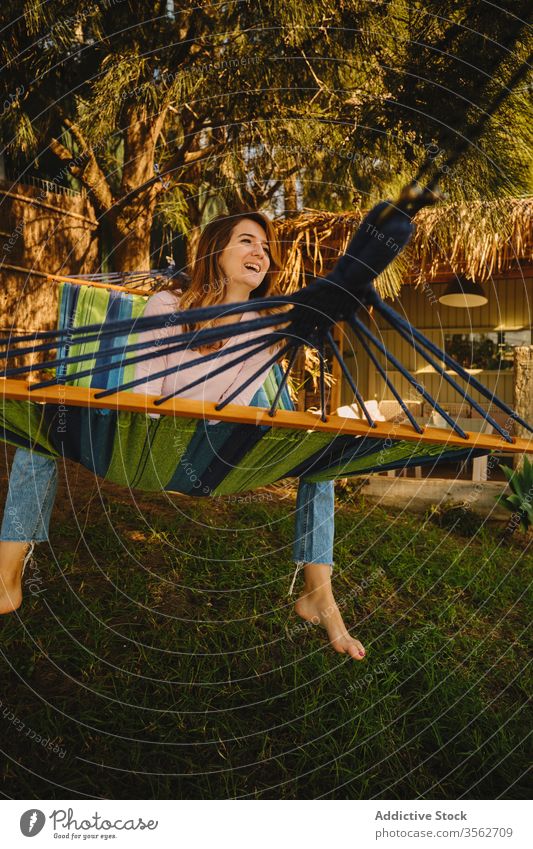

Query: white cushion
left=336, top=404, right=360, bottom=419
left=336, top=401, right=386, bottom=421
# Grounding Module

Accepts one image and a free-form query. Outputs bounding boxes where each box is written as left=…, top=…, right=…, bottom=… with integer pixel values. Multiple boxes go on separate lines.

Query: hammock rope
left=348, top=313, right=469, bottom=440
left=268, top=345, right=299, bottom=417
left=373, top=296, right=531, bottom=435
left=347, top=318, right=423, bottom=435
left=375, top=302, right=513, bottom=442
left=95, top=331, right=285, bottom=400
left=159, top=340, right=294, bottom=409
left=2, top=315, right=291, bottom=386
left=326, top=330, right=376, bottom=428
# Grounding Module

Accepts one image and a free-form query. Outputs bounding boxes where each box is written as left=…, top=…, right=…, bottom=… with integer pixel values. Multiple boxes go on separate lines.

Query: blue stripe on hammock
left=286, top=431, right=489, bottom=481
left=164, top=382, right=287, bottom=495
left=286, top=433, right=379, bottom=479
left=269, top=363, right=293, bottom=411
left=195, top=422, right=271, bottom=495
left=43, top=405, right=117, bottom=476
left=164, top=420, right=247, bottom=495
left=302, top=445, right=487, bottom=482
left=90, top=290, right=134, bottom=391
left=56, top=284, right=80, bottom=378
left=0, top=426, right=56, bottom=456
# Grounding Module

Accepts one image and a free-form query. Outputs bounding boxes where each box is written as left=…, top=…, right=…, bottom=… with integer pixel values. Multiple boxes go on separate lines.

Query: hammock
left=1, top=187, right=531, bottom=496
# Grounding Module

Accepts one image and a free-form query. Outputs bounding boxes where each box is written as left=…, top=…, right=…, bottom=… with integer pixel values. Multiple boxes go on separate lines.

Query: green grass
left=0, top=460, right=531, bottom=800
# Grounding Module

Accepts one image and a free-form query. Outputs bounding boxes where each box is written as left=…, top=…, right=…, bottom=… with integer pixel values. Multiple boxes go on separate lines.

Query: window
left=445, top=330, right=532, bottom=370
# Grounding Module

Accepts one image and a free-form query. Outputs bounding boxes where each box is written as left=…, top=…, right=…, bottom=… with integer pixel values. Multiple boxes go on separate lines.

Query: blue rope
left=349, top=321, right=424, bottom=434
left=326, top=331, right=376, bottom=428
left=374, top=298, right=513, bottom=442
left=57, top=331, right=284, bottom=398
left=318, top=339, right=327, bottom=422
left=0, top=297, right=295, bottom=358
left=349, top=314, right=469, bottom=439
left=214, top=342, right=294, bottom=411
left=374, top=297, right=532, bottom=434
left=150, top=336, right=287, bottom=406
left=268, top=346, right=300, bottom=417
left=23, top=313, right=289, bottom=390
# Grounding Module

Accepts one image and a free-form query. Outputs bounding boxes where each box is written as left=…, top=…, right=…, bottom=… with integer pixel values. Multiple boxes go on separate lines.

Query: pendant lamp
left=439, top=276, right=488, bottom=308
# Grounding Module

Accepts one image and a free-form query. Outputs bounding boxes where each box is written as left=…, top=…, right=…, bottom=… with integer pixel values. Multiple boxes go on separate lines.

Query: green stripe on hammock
left=104, top=413, right=198, bottom=490
left=60, top=284, right=149, bottom=389
left=213, top=428, right=337, bottom=494
left=0, top=399, right=58, bottom=456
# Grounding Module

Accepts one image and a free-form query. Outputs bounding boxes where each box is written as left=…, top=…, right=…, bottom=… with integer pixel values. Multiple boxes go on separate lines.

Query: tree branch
left=112, top=142, right=217, bottom=213
left=50, top=119, right=115, bottom=213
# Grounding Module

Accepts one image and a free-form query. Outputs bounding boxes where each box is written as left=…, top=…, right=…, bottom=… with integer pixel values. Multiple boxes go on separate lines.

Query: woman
left=0, top=212, right=365, bottom=661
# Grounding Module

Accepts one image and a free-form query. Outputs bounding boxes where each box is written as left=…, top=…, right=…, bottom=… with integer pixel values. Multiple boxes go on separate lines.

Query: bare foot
left=294, top=567, right=366, bottom=660
left=0, top=541, right=30, bottom=615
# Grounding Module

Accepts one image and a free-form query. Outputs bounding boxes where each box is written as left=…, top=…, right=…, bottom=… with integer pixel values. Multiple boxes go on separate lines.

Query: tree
left=1, top=0, right=530, bottom=271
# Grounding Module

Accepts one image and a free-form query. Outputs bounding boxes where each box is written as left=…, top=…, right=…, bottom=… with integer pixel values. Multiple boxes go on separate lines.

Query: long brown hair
left=168, top=211, right=285, bottom=348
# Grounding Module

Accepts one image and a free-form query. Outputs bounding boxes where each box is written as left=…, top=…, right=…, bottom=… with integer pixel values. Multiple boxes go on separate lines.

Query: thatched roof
left=275, top=197, right=533, bottom=298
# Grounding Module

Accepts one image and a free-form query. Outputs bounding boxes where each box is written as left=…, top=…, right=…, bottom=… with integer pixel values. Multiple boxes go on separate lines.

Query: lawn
left=0, top=448, right=531, bottom=800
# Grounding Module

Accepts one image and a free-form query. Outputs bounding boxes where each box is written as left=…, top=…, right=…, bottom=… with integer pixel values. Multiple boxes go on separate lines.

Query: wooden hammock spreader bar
left=65, top=270, right=169, bottom=287
left=1, top=264, right=156, bottom=297
left=50, top=272, right=155, bottom=297
left=2, top=378, right=531, bottom=455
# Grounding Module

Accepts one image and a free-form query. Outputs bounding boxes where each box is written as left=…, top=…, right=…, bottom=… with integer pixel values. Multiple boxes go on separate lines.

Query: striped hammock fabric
left=0, top=283, right=487, bottom=496
left=1, top=188, right=530, bottom=495
left=0, top=393, right=483, bottom=495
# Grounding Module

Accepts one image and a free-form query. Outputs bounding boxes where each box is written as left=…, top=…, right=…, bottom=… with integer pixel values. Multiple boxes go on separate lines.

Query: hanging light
left=439, top=276, right=488, bottom=308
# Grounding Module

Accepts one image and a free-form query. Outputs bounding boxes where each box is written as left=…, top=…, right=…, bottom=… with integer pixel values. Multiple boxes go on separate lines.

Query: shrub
left=497, top=456, right=533, bottom=534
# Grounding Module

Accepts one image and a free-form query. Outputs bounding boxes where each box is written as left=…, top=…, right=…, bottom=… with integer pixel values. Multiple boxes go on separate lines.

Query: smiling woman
left=132, top=212, right=286, bottom=402
left=176, top=211, right=283, bottom=340
left=0, top=209, right=367, bottom=661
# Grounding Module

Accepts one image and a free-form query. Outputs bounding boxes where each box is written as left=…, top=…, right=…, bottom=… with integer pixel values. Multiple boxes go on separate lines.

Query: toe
left=348, top=640, right=366, bottom=661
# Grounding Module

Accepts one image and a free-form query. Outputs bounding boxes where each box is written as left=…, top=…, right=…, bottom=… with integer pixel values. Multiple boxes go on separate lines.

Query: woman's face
left=217, top=218, right=271, bottom=298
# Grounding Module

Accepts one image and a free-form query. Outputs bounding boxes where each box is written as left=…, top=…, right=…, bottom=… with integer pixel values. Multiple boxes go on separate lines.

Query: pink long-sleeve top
left=132, top=289, right=280, bottom=408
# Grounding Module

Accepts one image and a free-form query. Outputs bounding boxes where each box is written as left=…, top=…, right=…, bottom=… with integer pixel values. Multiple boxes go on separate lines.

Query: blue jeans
left=248, top=385, right=334, bottom=566
left=0, top=448, right=58, bottom=543
left=1, top=384, right=335, bottom=563
left=0, top=447, right=335, bottom=566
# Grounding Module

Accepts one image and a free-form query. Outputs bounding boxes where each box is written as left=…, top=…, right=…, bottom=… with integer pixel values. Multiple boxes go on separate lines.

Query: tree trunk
left=283, top=174, right=299, bottom=218
left=185, top=199, right=203, bottom=267
left=107, top=107, right=164, bottom=271
left=109, top=197, right=157, bottom=271
left=513, top=345, right=533, bottom=470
